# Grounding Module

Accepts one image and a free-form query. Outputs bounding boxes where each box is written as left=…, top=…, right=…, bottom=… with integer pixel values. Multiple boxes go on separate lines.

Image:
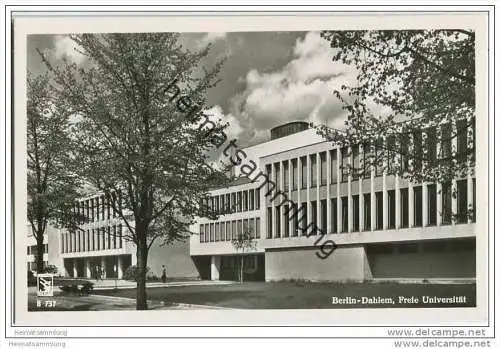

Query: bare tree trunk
left=136, top=237, right=148, bottom=310
left=35, top=219, right=45, bottom=274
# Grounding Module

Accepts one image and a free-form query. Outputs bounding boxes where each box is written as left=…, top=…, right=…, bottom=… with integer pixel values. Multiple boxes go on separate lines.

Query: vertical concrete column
left=422, top=183, right=428, bottom=226
left=288, top=158, right=293, bottom=235
left=408, top=184, right=414, bottom=227
left=210, top=255, right=221, bottom=281
left=336, top=146, right=342, bottom=234
left=395, top=176, right=401, bottom=229
left=117, top=255, right=123, bottom=279
left=326, top=150, right=331, bottom=233
left=316, top=152, right=320, bottom=231
left=347, top=146, right=352, bottom=233
left=85, top=259, right=91, bottom=278
left=306, top=155, right=311, bottom=234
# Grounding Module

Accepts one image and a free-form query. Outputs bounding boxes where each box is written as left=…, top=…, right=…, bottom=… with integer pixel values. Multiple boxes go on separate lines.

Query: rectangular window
left=442, top=181, right=452, bottom=225
left=210, top=223, right=214, bottom=242
left=376, top=191, right=383, bottom=230
left=320, top=152, right=327, bottom=185
left=400, top=134, right=409, bottom=173
left=200, top=225, right=204, bottom=243
left=275, top=206, right=281, bottom=238
left=352, top=195, right=359, bottom=232
left=267, top=207, right=273, bottom=239
left=341, top=147, right=349, bottom=182
left=330, top=149, right=338, bottom=183
left=118, top=225, right=123, bottom=248
left=341, top=197, right=348, bottom=232
left=231, top=193, right=236, bottom=213
left=352, top=146, right=360, bottom=181
left=284, top=161, right=289, bottom=191
left=400, top=188, right=409, bottom=228
left=221, top=222, right=226, bottom=241
left=275, top=163, right=281, bottom=190
left=320, top=199, right=327, bottom=234
left=243, top=191, right=248, bottom=211
left=238, top=220, right=243, bottom=238
left=266, top=164, right=272, bottom=192
left=292, top=159, right=298, bottom=190
left=363, top=193, right=371, bottom=231
left=311, top=201, right=318, bottom=235
left=237, top=192, right=242, bottom=212
left=301, top=156, right=307, bottom=189
left=112, top=226, right=116, bottom=248
left=283, top=205, right=290, bottom=237
left=107, top=226, right=111, bottom=249
left=232, top=221, right=237, bottom=240
left=215, top=223, right=220, bottom=241
left=256, top=218, right=261, bottom=239
left=310, top=155, right=317, bottom=187
left=299, top=202, right=308, bottom=234
left=243, top=219, right=249, bottom=237
left=220, top=195, right=225, bottom=214
left=388, top=190, right=396, bottom=229
left=457, top=179, right=468, bottom=224
left=427, top=184, right=437, bottom=226
left=249, top=190, right=255, bottom=211
left=331, top=198, right=337, bottom=233
left=291, top=203, right=299, bottom=236
left=225, top=193, right=231, bottom=213
left=413, top=186, right=423, bottom=227
left=102, top=195, right=106, bottom=220
left=255, top=189, right=260, bottom=210
left=413, top=130, right=423, bottom=172
left=87, top=229, right=91, bottom=251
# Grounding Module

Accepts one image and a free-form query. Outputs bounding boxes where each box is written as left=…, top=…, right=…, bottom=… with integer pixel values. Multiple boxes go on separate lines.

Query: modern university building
left=190, top=121, right=476, bottom=282
left=40, top=120, right=476, bottom=282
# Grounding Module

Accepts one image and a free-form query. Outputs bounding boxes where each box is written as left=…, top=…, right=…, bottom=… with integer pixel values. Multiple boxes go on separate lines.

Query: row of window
left=206, top=189, right=261, bottom=215
left=199, top=217, right=261, bottom=243
left=264, top=120, right=473, bottom=190
left=27, top=244, right=48, bottom=255
left=74, top=192, right=123, bottom=224
left=61, top=225, right=124, bottom=253
left=265, top=179, right=476, bottom=238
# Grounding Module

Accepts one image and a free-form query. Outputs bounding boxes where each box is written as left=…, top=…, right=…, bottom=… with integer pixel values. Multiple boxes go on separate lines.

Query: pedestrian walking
left=161, top=265, right=167, bottom=283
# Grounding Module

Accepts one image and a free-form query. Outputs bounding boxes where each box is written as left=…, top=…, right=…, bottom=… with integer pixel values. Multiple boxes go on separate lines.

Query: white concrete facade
left=190, top=123, right=476, bottom=282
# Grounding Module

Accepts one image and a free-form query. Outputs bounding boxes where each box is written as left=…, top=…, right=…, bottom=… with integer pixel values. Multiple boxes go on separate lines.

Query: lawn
left=94, top=281, right=476, bottom=309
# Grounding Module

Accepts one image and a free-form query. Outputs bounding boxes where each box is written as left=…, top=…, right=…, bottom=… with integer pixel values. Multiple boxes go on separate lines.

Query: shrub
left=123, top=265, right=150, bottom=281
left=59, top=282, right=94, bottom=296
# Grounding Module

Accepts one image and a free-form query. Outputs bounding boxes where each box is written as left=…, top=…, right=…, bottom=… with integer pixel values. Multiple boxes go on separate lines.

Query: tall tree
left=27, top=73, right=81, bottom=273
left=40, top=33, right=229, bottom=309
left=317, top=30, right=475, bottom=187
left=230, top=229, right=256, bottom=283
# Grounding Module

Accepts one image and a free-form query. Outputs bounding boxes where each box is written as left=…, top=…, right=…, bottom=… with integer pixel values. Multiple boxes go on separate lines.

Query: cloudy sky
left=27, top=31, right=356, bottom=148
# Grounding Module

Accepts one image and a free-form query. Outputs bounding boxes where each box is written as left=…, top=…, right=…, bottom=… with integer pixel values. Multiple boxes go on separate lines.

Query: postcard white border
left=5, top=6, right=494, bottom=337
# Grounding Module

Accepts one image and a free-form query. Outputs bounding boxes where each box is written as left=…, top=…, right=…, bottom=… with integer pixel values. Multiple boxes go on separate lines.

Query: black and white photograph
left=6, top=8, right=494, bottom=336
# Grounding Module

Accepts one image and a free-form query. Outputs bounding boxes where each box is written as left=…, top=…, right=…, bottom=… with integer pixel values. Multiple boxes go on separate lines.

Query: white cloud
left=53, top=35, right=86, bottom=64
left=227, top=31, right=356, bottom=145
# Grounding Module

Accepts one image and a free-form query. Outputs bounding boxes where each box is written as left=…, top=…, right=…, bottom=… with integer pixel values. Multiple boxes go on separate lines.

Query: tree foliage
left=39, top=33, right=230, bottom=309
left=27, top=73, right=82, bottom=273
left=317, top=30, right=475, bottom=184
